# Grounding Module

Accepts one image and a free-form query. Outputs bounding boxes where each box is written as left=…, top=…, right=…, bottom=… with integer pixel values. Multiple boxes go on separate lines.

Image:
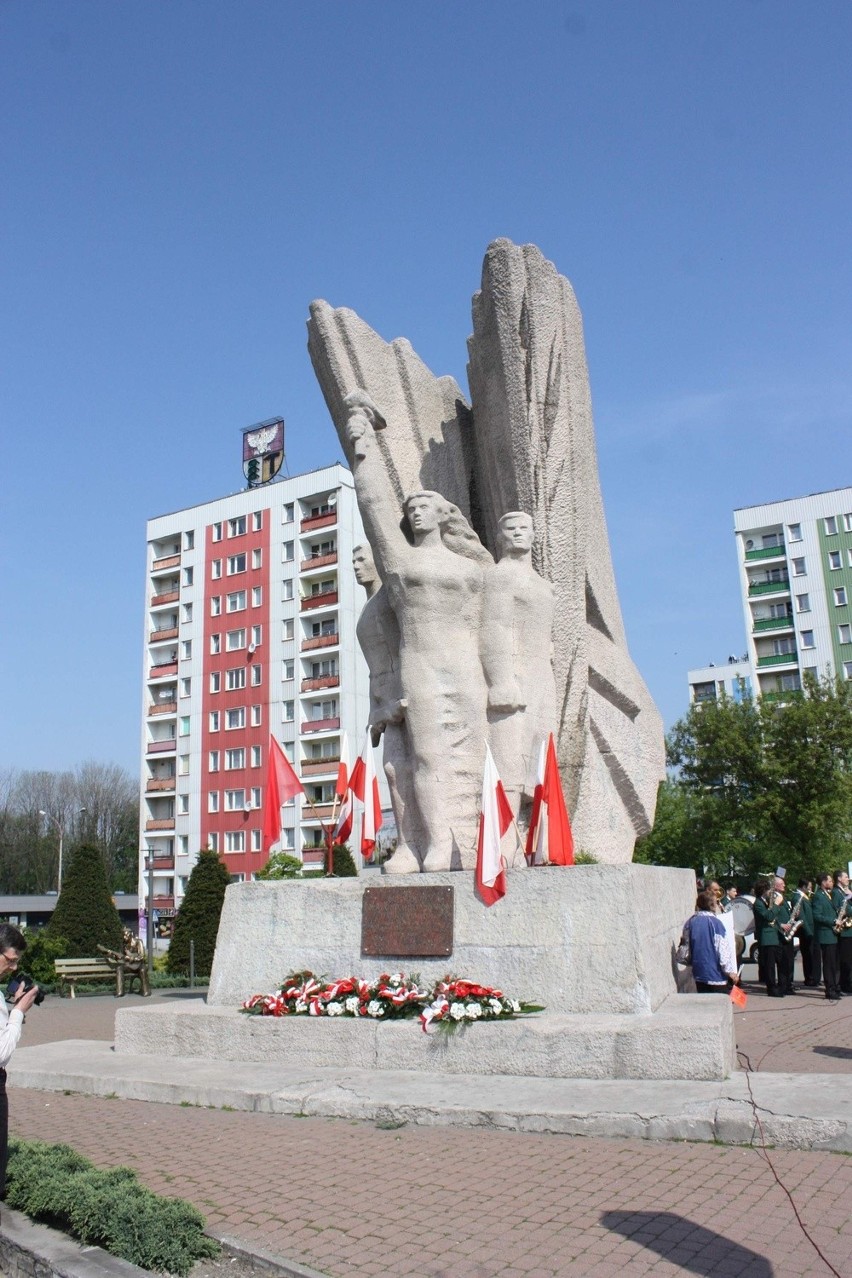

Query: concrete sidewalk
left=6, top=982, right=852, bottom=1277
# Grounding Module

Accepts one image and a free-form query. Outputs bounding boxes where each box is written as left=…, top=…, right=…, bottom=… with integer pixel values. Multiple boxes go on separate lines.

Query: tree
left=167, top=850, right=231, bottom=976
left=45, top=843, right=123, bottom=958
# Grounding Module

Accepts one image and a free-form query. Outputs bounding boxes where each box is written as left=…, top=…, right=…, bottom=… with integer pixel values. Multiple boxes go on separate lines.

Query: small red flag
left=475, top=745, right=513, bottom=906
left=262, top=735, right=304, bottom=854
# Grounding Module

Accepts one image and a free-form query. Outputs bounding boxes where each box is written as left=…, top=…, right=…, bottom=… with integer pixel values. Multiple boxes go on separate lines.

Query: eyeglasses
left=1, top=952, right=20, bottom=966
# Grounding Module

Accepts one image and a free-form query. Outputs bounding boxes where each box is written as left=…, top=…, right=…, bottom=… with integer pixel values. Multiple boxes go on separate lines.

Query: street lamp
left=39, top=807, right=86, bottom=892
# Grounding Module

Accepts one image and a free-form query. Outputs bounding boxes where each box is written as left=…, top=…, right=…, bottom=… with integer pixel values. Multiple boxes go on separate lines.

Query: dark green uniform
left=753, top=894, right=784, bottom=996
left=831, top=886, right=852, bottom=993
left=812, top=888, right=840, bottom=1000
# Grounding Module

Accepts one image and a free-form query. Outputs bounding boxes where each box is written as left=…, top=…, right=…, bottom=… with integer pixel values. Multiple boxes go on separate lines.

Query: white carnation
left=326, top=1002, right=343, bottom=1016
left=295, top=999, right=308, bottom=1013
left=489, top=998, right=504, bottom=1015
left=367, top=1000, right=385, bottom=1017
left=510, top=1000, right=521, bottom=1013
left=449, top=1002, right=466, bottom=1021
left=344, top=996, right=360, bottom=1013
left=465, top=1003, right=482, bottom=1019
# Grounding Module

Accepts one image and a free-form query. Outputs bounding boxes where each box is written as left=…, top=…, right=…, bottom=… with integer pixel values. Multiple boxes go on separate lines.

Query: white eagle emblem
left=245, top=425, right=278, bottom=456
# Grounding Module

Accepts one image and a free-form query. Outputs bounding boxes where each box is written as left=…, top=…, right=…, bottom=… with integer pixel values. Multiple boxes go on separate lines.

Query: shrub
left=331, top=842, right=358, bottom=876
left=6, top=1139, right=218, bottom=1276
left=167, top=849, right=230, bottom=977
left=45, top=844, right=123, bottom=958
left=21, top=929, right=69, bottom=983
left=256, top=852, right=305, bottom=880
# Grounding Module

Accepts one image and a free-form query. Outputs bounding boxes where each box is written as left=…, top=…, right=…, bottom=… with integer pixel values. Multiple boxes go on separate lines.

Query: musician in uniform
left=753, top=876, right=785, bottom=998
left=793, top=879, right=820, bottom=988
left=774, top=877, right=797, bottom=994
left=812, top=873, right=841, bottom=1002
left=831, top=869, right=852, bottom=995
left=720, top=885, right=738, bottom=911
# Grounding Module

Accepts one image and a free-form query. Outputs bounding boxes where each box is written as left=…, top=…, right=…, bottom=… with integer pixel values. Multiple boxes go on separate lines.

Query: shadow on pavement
left=813, top=1045, right=852, bottom=1059
left=600, top=1211, right=773, bottom=1276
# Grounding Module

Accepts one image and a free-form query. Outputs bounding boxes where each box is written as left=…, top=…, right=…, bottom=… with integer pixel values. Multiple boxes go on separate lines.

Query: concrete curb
left=0, top=1205, right=146, bottom=1277
left=212, top=1232, right=329, bottom=1278
left=10, top=1039, right=852, bottom=1153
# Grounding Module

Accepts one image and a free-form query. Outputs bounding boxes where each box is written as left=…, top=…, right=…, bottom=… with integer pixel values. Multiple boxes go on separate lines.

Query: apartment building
left=140, top=463, right=372, bottom=924
left=687, top=658, right=753, bottom=707
left=733, top=486, right=852, bottom=701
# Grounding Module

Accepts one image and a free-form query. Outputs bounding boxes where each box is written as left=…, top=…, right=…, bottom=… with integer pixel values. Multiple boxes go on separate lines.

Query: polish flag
left=262, top=735, right=305, bottom=854
left=526, top=733, right=574, bottom=866
left=348, top=732, right=382, bottom=860
left=475, top=745, right=513, bottom=906
left=335, top=732, right=350, bottom=800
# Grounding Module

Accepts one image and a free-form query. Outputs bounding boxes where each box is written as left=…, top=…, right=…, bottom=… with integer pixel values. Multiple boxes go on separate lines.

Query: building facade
left=687, top=658, right=753, bottom=707
left=734, top=487, right=852, bottom=701
left=139, top=463, right=372, bottom=923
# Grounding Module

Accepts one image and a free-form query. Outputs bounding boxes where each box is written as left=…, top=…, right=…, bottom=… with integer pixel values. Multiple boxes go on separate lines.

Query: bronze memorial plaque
left=361, top=885, right=454, bottom=958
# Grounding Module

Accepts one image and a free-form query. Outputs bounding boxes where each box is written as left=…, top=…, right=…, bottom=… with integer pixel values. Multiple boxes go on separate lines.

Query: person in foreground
left=684, top=890, right=740, bottom=993
left=0, top=923, right=40, bottom=1211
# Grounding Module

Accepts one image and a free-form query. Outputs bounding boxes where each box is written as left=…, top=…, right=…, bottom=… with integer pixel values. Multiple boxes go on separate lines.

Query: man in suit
left=813, top=873, right=841, bottom=1002
left=831, top=870, right=852, bottom=995
left=753, top=876, right=785, bottom=998
left=792, top=879, right=820, bottom=988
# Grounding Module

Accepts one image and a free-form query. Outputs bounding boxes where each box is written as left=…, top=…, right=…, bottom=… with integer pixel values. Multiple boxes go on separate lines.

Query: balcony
left=745, top=545, right=785, bottom=562
left=300, top=552, right=338, bottom=572
left=146, top=777, right=176, bottom=792
left=761, top=689, right=802, bottom=703
left=301, top=717, right=341, bottom=734
left=144, top=856, right=175, bottom=872
left=302, top=848, right=326, bottom=864
left=145, top=818, right=176, bottom=831
left=149, top=663, right=178, bottom=680
left=301, top=633, right=339, bottom=652
left=748, top=579, right=790, bottom=596
left=300, top=513, right=336, bottom=533
left=151, top=895, right=175, bottom=910
left=301, top=591, right=338, bottom=612
left=301, top=675, right=340, bottom=692
left=752, top=616, right=794, bottom=633
left=149, top=626, right=178, bottom=644
left=151, top=590, right=179, bottom=607
left=300, top=758, right=340, bottom=777
left=152, top=553, right=181, bottom=572
left=148, top=701, right=177, bottom=717
left=147, top=739, right=177, bottom=754
left=756, top=652, right=798, bottom=669
left=302, top=803, right=336, bottom=822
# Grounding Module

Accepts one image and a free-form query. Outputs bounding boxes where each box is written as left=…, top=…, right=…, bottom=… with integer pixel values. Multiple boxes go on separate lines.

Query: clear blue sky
left=2, top=2, right=850, bottom=776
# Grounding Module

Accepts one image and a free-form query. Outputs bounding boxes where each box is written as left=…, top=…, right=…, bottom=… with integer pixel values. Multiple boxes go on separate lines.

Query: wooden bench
left=55, top=958, right=118, bottom=998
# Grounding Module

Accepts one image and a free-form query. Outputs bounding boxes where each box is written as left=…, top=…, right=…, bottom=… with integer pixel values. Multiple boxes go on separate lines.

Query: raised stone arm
left=343, top=390, right=408, bottom=582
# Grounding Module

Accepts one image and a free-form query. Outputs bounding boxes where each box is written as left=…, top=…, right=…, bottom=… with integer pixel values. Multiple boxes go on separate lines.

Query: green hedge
left=6, top=1140, right=219, bottom=1275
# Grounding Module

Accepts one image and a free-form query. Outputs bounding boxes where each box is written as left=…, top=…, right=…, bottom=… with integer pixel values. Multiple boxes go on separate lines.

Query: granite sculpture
left=307, top=239, right=665, bottom=865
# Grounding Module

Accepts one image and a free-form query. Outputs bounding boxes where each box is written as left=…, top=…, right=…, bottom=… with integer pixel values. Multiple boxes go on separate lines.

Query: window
left=251, top=787, right=261, bottom=808
left=181, top=640, right=192, bottom=660
left=310, top=540, right=335, bottom=558
left=283, top=659, right=294, bottom=680
left=178, top=837, right=188, bottom=857
left=182, top=603, right=193, bottom=623
left=835, top=587, right=847, bottom=607
left=792, top=558, right=806, bottom=577
left=209, top=711, right=220, bottom=732
left=184, top=530, right=195, bottom=550
left=225, top=831, right=245, bottom=853
left=210, top=634, right=221, bottom=654
left=844, top=514, right=852, bottom=533
left=283, top=503, right=294, bottom=523
left=796, top=594, right=810, bottom=613
left=251, top=664, right=262, bottom=686
left=311, top=578, right=335, bottom=596
left=212, top=559, right=222, bottom=579
left=183, top=567, right=193, bottom=587
left=209, top=751, right=220, bottom=772
left=311, top=658, right=337, bottom=677
left=210, top=671, right=221, bottom=693
left=226, top=666, right=246, bottom=691
left=226, top=590, right=247, bottom=613
left=283, top=580, right=294, bottom=600
left=225, top=789, right=246, bottom=811
left=225, top=748, right=245, bottom=770
left=283, top=828, right=295, bottom=850
left=252, top=548, right=262, bottom=569
left=251, top=625, right=262, bottom=647
left=229, top=872, right=245, bottom=883
left=845, top=662, right=852, bottom=681
left=208, top=832, right=218, bottom=852
left=770, top=602, right=793, bottom=619
left=228, top=516, right=246, bottom=538
left=312, top=699, right=338, bottom=719
left=212, top=523, right=222, bottom=542
left=787, top=523, right=802, bottom=541
left=226, top=707, right=246, bottom=730
left=801, top=630, right=815, bottom=649
left=251, top=705, right=262, bottom=726
left=179, top=793, right=189, bottom=814
left=227, top=554, right=247, bottom=575
left=312, top=619, right=337, bottom=637
left=825, top=516, right=838, bottom=536
left=761, top=533, right=782, bottom=549
left=282, top=542, right=294, bottom=563
left=839, top=625, right=852, bottom=645
left=251, top=829, right=262, bottom=852
left=226, top=628, right=246, bottom=651
left=179, top=753, right=190, bottom=775
left=780, top=673, right=801, bottom=692
left=310, top=501, right=334, bottom=517
left=829, top=551, right=842, bottom=570
left=211, top=596, right=221, bottom=616
left=283, top=700, right=295, bottom=721
left=773, top=637, right=796, bottom=655
left=251, top=745, right=262, bottom=767
left=180, top=678, right=191, bottom=697
left=179, top=716, right=190, bottom=736
left=252, top=511, right=262, bottom=532
left=283, top=619, right=294, bottom=640
left=252, top=586, right=262, bottom=606
left=309, top=739, right=339, bottom=759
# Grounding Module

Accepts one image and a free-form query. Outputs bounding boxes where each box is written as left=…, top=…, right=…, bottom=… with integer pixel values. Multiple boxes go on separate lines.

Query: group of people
left=682, top=873, right=852, bottom=1003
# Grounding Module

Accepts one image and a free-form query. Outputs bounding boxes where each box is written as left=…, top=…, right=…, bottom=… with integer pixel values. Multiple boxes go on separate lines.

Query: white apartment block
left=734, top=486, right=852, bottom=701
left=688, top=658, right=753, bottom=707
left=139, top=463, right=372, bottom=925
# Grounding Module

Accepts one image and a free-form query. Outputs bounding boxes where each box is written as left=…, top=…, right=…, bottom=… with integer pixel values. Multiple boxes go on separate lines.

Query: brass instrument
left=833, top=893, right=850, bottom=934
left=781, top=892, right=804, bottom=942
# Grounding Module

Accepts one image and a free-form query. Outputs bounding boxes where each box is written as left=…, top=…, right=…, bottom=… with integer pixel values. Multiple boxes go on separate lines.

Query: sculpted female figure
left=345, top=390, right=490, bottom=871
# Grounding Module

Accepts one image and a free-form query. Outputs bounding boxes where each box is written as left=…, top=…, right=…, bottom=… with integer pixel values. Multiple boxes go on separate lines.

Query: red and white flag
left=525, top=733, right=574, bottom=866
left=475, top=744, right=513, bottom=906
left=335, top=732, right=350, bottom=801
left=262, top=735, right=305, bottom=854
left=347, top=732, right=382, bottom=860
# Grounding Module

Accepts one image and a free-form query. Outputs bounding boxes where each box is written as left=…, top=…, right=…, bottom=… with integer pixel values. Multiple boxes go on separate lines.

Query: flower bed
left=240, top=970, right=543, bottom=1033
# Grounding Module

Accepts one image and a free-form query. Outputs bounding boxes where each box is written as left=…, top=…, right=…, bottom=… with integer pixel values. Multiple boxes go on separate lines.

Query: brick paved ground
left=7, top=985, right=852, bottom=1278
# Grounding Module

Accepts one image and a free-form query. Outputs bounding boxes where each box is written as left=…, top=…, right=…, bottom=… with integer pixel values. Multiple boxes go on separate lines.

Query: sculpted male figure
left=352, top=543, right=421, bottom=874
left=345, top=390, right=490, bottom=871
left=481, top=511, right=558, bottom=827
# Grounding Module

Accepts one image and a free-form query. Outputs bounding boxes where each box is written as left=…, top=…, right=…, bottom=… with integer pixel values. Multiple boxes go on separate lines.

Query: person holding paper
left=683, top=890, right=740, bottom=994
